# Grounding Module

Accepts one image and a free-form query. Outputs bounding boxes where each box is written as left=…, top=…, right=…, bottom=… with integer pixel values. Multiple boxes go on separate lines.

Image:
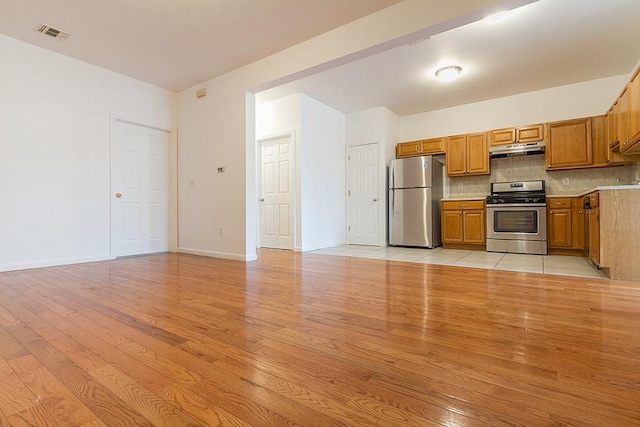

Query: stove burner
left=487, top=180, right=546, bottom=205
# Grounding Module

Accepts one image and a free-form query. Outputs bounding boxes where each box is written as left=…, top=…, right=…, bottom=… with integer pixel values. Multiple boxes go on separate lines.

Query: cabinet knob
left=550, top=210, right=553, bottom=213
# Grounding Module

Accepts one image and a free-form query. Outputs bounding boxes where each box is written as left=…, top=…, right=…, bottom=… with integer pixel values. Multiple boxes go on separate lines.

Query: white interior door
left=113, top=120, right=169, bottom=257
left=348, top=143, right=379, bottom=245
left=260, top=135, right=294, bottom=250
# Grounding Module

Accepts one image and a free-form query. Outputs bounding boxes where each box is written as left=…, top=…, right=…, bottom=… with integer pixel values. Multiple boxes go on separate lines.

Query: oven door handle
left=487, top=203, right=547, bottom=208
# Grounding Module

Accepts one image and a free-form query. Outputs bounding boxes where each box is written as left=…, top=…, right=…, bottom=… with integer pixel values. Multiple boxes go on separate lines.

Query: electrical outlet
left=219, top=227, right=223, bottom=236
left=562, top=177, right=570, bottom=186
left=189, top=179, right=196, bottom=188
left=457, top=183, right=463, bottom=190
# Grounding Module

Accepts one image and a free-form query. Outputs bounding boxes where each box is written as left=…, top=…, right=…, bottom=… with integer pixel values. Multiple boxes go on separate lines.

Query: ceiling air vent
left=36, top=24, right=69, bottom=40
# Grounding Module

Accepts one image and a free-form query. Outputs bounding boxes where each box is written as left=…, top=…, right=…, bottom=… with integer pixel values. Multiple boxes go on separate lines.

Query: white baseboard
left=178, top=247, right=256, bottom=262
left=297, top=240, right=347, bottom=252
left=0, top=254, right=111, bottom=273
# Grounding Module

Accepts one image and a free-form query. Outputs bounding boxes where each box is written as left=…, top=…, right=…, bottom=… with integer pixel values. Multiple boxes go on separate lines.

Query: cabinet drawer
left=547, top=198, right=572, bottom=209
left=442, top=200, right=485, bottom=210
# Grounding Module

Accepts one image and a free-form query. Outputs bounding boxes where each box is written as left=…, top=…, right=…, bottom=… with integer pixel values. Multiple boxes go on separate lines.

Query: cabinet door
left=463, top=209, right=485, bottom=244
left=630, top=69, right=640, bottom=146
left=591, top=115, right=608, bottom=167
left=545, top=118, right=592, bottom=170
left=445, top=135, right=467, bottom=176
left=517, top=124, right=544, bottom=143
left=396, top=141, right=421, bottom=158
left=548, top=208, right=572, bottom=248
left=420, top=138, right=445, bottom=154
left=572, top=198, right=585, bottom=250
left=619, top=87, right=631, bottom=152
left=589, top=206, right=600, bottom=265
left=442, top=210, right=464, bottom=243
left=490, top=128, right=516, bottom=146
left=466, top=133, right=489, bottom=175
left=607, top=103, right=618, bottom=146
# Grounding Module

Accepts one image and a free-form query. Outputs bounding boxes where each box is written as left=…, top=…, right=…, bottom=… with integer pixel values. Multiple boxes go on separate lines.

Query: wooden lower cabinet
left=547, top=197, right=585, bottom=254
left=597, top=189, right=640, bottom=281
left=588, top=205, right=600, bottom=266
left=442, top=200, right=485, bottom=249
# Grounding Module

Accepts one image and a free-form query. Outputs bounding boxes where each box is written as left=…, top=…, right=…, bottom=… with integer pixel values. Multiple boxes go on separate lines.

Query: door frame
left=256, top=131, right=297, bottom=250
left=109, top=114, right=176, bottom=259
left=346, top=142, right=381, bottom=246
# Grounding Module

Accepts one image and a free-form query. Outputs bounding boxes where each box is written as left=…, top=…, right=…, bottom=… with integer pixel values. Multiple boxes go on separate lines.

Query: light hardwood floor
left=0, top=250, right=639, bottom=426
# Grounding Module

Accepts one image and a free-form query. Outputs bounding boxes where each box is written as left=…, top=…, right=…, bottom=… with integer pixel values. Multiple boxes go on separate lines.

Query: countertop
left=447, top=185, right=640, bottom=200
left=547, top=185, right=640, bottom=198
left=442, top=196, right=487, bottom=201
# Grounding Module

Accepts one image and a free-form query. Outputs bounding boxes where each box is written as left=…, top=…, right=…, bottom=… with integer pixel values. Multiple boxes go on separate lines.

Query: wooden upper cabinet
left=591, top=115, right=608, bottom=167
left=618, top=86, right=631, bottom=152
left=396, top=141, right=421, bottom=157
left=445, top=135, right=467, bottom=176
left=466, top=133, right=489, bottom=175
left=489, top=124, right=543, bottom=146
left=607, top=103, right=618, bottom=146
left=623, top=68, right=640, bottom=154
left=445, top=133, right=489, bottom=177
left=396, top=138, right=445, bottom=158
left=545, top=118, right=592, bottom=170
left=490, top=128, right=516, bottom=145
left=517, top=124, right=544, bottom=143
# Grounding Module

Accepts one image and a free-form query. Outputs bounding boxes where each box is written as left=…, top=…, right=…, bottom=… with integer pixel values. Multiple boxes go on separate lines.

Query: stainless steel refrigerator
left=388, top=155, right=443, bottom=248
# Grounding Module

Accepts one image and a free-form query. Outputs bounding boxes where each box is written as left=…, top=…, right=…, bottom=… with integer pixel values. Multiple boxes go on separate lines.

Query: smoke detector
left=36, top=24, right=69, bottom=40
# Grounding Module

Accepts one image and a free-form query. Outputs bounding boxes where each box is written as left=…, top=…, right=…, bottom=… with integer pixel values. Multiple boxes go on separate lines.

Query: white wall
left=255, top=94, right=346, bottom=252
left=399, top=75, right=629, bottom=140
left=0, top=34, right=177, bottom=272
left=177, top=0, right=516, bottom=261
left=256, top=94, right=302, bottom=249
left=299, top=95, right=346, bottom=251
left=346, top=107, right=399, bottom=245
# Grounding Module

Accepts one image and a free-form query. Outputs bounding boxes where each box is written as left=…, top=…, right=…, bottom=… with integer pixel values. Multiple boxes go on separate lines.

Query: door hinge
left=348, top=155, right=350, bottom=160
left=348, top=190, right=351, bottom=196
left=348, top=226, right=351, bottom=231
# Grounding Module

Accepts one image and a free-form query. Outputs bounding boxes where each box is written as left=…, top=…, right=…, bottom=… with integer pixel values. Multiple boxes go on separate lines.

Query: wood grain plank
left=8, top=355, right=106, bottom=427
left=89, top=364, right=203, bottom=426
left=0, top=356, right=36, bottom=417
left=1, top=250, right=640, bottom=425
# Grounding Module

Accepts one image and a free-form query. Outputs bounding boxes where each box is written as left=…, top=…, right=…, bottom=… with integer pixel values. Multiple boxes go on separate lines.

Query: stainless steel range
left=486, top=180, right=547, bottom=255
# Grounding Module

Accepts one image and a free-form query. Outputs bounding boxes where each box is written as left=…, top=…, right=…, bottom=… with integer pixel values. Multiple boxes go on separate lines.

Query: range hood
left=489, top=141, right=545, bottom=158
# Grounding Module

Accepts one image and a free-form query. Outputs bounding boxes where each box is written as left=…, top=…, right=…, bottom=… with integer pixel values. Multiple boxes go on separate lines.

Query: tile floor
left=312, top=245, right=606, bottom=279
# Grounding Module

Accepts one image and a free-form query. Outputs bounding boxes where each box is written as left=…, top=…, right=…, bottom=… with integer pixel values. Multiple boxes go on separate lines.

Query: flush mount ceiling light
left=483, top=10, right=511, bottom=24
left=435, top=65, right=462, bottom=82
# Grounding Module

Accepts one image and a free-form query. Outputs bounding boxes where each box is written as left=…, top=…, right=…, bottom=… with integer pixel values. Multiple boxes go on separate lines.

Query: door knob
left=115, top=193, right=122, bottom=198
left=373, top=198, right=378, bottom=202
left=258, top=198, right=264, bottom=202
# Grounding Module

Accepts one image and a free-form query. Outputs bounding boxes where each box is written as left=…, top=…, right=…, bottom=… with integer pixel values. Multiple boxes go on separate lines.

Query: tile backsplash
left=448, top=155, right=639, bottom=196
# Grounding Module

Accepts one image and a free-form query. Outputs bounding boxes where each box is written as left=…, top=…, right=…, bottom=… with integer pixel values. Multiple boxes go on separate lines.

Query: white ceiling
left=2, top=0, right=640, bottom=117
left=0, top=0, right=401, bottom=91
left=259, top=0, right=640, bottom=116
